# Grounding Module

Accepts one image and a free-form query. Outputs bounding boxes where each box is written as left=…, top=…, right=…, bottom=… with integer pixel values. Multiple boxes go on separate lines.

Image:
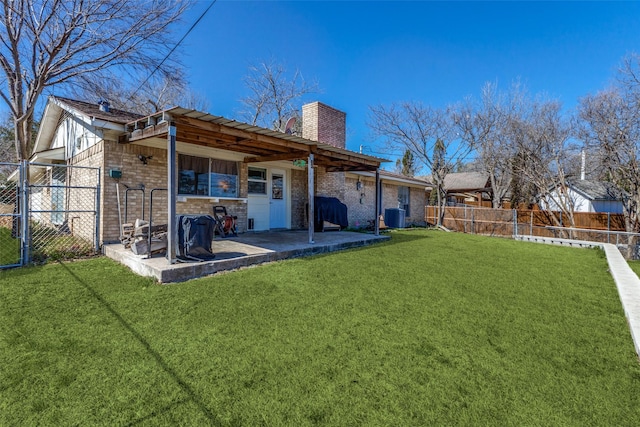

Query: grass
left=629, top=259, right=640, bottom=277
left=0, top=224, right=96, bottom=267
left=0, top=227, right=20, bottom=266
left=29, top=222, right=96, bottom=263
left=2, top=230, right=640, bottom=426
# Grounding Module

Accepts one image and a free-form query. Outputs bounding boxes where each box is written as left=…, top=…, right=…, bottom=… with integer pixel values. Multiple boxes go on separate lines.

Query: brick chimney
left=302, top=101, right=347, bottom=203
left=302, top=102, right=346, bottom=148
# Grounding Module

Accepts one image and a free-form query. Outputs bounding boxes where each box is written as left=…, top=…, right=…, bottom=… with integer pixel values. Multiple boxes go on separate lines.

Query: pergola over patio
left=121, top=107, right=387, bottom=263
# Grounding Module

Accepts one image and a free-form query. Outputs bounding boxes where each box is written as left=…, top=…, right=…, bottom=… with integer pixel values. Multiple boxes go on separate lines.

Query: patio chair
left=213, top=205, right=238, bottom=237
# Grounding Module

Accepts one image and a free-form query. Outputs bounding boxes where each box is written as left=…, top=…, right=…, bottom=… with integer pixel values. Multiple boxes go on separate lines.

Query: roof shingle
left=54, top=96, right=143, bottom=124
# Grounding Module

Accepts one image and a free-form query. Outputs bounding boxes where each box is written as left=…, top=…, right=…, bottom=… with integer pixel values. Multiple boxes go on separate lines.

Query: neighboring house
left=441, top=172, right=492, bottom=206
left=542, top=180, right=624, bottom=214
left=28, top=97, right=389, bottom=247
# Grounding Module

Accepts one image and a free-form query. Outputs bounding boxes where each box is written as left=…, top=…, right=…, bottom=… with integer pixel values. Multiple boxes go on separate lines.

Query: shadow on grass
left=126, top=398, right=190, bottom=427
left=57, top=262, right=220, bottom=426
left=383, top=228, right=436, bottom=241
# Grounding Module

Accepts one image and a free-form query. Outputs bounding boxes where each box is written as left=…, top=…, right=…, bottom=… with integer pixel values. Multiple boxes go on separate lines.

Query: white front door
left=269, top=169, right=286, bottom=229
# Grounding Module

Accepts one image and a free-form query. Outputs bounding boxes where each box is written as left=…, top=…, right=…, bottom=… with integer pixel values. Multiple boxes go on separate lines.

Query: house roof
left=380, top=170, right=431, bottom=187
left=53, top=97, right=143, bottom=124
left=34, top=96, right=388, bottom=172
left=351, top=170, right=432, bottom=188
left=33, top=96, right=143, bottom=155
left=123, top=107, right=388, bottom=172
left=569, top=180, right=621, bottom=201
left=443, top=172, right=490, bottom=191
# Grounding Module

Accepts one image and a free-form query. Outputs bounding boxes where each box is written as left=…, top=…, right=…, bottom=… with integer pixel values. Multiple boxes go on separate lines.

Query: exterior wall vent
left=98, top=100, right=110, bottom=113
left=247, top=218, right=255, bottom=230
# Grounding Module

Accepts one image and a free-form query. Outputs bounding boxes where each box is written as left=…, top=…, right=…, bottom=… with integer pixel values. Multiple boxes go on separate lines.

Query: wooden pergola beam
left=243, top=150, right=310, bottom=163
left=124, top=112, right=384, bottom=173
left=173, top=116, right=305, bottom=150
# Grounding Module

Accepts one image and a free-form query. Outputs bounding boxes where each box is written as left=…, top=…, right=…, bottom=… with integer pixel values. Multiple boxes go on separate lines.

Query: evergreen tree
left=395, top=149, right=416, bottom=176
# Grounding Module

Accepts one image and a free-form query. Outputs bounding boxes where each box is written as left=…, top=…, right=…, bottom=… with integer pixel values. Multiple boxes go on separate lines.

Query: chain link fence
left=426, top=205, right=640, bottom=259
left=0, top=163, right=21, bottom=268
left=0, top=161, right=100, bottom=268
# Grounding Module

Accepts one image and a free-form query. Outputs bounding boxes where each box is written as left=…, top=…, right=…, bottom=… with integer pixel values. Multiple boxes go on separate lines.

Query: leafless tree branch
left=0, top=0, right=191, bottom=160
left=239, top=59, right=320, bottom=131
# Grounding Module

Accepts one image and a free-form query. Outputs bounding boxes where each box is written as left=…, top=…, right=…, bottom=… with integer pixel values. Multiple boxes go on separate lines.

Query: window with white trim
left=248, top=167, right=267, bottom=195
left=178, top=154, right=238, bottom=197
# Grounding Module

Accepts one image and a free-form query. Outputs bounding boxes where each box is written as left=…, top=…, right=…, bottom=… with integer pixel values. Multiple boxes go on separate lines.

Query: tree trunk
left=14, top=114, right=32, bottom=161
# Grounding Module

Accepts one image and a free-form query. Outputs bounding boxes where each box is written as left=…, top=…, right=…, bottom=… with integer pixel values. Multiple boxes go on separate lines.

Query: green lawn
left=628, top=259, right=640, bottom=277
left=2, top=230, right=640, bottom=426
left=0, top=227, right=20, bottom=266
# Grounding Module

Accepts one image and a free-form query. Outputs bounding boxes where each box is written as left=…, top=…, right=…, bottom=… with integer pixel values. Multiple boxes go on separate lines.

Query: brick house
left=345, top=170, right=430, bottom=228
left=31, top=97, right=407, bottom=252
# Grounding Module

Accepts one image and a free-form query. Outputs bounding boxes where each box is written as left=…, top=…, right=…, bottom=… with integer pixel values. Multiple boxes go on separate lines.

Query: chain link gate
left=27, top=162, right=100, bottom=263
left=0, top=161, right=100, bottom=268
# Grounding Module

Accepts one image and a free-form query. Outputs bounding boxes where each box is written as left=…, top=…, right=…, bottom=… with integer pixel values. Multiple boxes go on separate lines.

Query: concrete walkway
left=515, top=235, right=640, bottom=358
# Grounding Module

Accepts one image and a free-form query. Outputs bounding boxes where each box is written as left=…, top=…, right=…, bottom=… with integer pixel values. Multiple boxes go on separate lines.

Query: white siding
left=52, top=116, right=101, bottom=159
left=544, top=187, right=624, bottom=213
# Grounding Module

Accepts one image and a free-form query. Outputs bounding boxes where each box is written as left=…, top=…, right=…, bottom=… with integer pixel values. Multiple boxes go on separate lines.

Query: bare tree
left=239, top=59, right=319, bottom=132
left=368, top=102, right=471, bottom=225
left=0, top=0, right=191, bottom=160
left=452, top=83, right=512, bottom=208
left=70, top=71, right=210, bottom=116
left=577, top=87, right=640, bottom=234
left=573, top=53, right=640, bottom=257
left=509, top=96, right=579, bottom=229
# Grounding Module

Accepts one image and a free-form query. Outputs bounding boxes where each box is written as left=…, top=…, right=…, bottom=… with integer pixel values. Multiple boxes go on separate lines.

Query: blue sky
left=180, top=1, right=640, bottom=164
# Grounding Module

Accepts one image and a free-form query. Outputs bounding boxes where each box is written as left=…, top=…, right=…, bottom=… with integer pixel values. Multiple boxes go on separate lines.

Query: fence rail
left=425, top=205, right=640, bottom=258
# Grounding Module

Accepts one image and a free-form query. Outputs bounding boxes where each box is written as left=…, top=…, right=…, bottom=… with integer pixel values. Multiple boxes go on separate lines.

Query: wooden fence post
left=530, top=210, right=533, bottom=235
left=464, top=206, right=467, bottom=233
left=471, top=207, right=475, bottom=234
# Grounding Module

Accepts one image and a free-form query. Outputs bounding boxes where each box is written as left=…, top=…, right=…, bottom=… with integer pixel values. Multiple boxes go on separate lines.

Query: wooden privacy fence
left=425, top=205, right=634, bottom=246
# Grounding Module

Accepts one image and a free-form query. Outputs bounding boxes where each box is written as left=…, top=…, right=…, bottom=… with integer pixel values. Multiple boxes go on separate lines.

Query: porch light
left=138, top=154, right=153, bottom=165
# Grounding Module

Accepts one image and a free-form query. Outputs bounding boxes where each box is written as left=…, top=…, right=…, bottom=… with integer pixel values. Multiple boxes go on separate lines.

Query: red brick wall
left=99, top=142, right=249, bottom=243
left=315, top=168, right=346, bottom=201
left=290, top=168, right=308, bottom=229
left=302, top=102, right=346, bottom=149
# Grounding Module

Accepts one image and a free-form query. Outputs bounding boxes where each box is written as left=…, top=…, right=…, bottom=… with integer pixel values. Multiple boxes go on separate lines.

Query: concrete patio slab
left=103, top=230, right=390, bottom=283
